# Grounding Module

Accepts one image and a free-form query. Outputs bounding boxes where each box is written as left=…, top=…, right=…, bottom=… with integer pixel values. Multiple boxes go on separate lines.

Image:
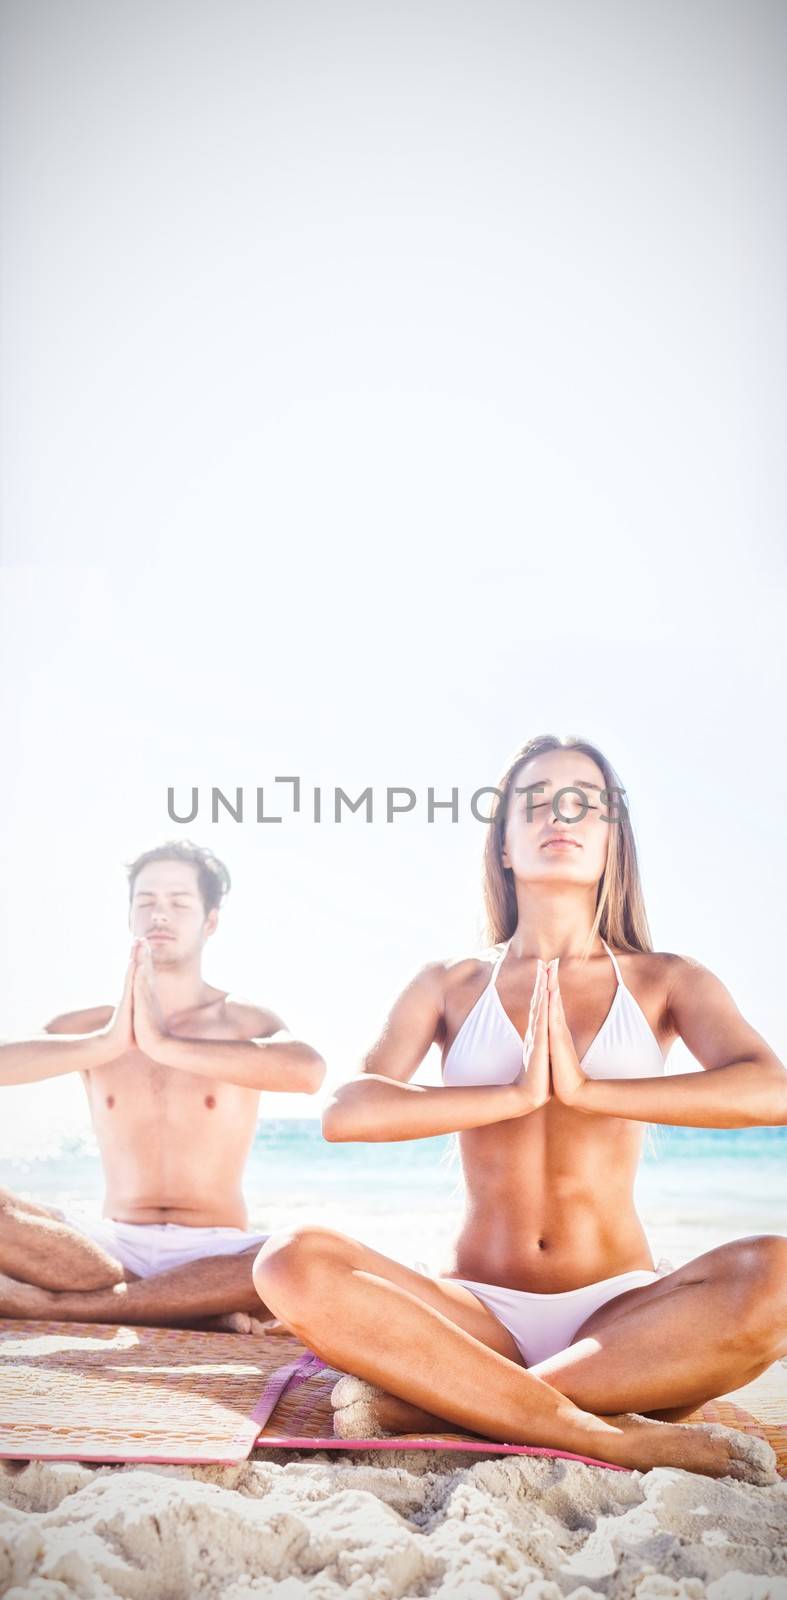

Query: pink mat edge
left=0, top=1439, right=629, bottom=1471
left=254, top=1433, right=630, bottom=1470
left=0, top=1445, right=255, bottom=1465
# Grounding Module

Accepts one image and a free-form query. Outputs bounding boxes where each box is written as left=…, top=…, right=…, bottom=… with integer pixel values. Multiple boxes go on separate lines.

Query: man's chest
left=83, top=1049, right=257, bottom=1124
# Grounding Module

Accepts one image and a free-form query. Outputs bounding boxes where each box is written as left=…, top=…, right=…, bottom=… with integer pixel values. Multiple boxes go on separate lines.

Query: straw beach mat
left=0, top=1320, right=282, bottom=1465
left=0, top=1320, right=784, bottom=1474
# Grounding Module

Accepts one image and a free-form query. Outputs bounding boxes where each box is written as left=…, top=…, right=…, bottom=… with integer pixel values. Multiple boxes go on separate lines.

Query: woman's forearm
left=322, top=1074, right=532, bottom=1142
left=576, top=1056, right=787, bottom=1128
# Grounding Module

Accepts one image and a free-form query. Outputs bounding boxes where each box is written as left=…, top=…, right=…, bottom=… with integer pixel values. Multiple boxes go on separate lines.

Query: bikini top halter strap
left=489, top=943, right=509, bottom=990
left=492, top=934, right=623, bottom=990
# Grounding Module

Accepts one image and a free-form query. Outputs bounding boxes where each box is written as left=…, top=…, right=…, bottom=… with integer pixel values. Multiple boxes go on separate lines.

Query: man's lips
left=146, top=932, right=175, bottom=940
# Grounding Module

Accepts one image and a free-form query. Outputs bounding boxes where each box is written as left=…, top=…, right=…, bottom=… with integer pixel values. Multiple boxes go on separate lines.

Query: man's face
left=128, top=860, right=217, bottom=966
left=501, top=751, right=619, bottom=890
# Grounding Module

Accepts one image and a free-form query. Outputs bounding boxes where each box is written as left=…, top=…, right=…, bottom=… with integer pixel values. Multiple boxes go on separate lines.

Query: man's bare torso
left=55, top=989, right=267, bottom=1229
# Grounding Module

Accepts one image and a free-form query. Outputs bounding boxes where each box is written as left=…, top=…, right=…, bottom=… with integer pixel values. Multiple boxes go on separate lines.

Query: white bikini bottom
left=446, top=1260, right=674, bottom=1367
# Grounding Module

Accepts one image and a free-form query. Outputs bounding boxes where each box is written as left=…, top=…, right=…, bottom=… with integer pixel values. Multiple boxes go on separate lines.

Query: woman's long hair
left=481, top=734, right=654, bottom=961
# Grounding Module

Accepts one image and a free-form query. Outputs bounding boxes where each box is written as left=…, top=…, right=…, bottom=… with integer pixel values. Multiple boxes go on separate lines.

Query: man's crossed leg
left=0, top=1187, right=274, bottom=1332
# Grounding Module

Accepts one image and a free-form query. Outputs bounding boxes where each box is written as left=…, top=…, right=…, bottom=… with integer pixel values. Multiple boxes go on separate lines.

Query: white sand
left=0, top=1447, right=785, bottom=1600
left=1, top=1364, right=785, bottom=1599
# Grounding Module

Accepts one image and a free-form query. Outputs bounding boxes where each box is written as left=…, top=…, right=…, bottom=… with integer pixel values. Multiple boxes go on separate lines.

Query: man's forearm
left=153, top=1034, right=326, bottom=1093
left=0, top=1031, right=115, bottom=1086
left=577, top=1057, right=787, bottom=1128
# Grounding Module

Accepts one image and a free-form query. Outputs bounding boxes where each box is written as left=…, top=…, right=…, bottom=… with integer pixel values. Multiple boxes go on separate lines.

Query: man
left=0, top=841, right=325, bottom=1329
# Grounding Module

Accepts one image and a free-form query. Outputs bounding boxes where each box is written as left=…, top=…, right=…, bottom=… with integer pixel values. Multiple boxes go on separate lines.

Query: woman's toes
left=332, top=1396, right=392, bottom=1439
left=706, top=1424, right=778, bottom=1485
left=330, top=1374, right=382, bottom=1410
left=330, top=1376, right=391, bottom=1438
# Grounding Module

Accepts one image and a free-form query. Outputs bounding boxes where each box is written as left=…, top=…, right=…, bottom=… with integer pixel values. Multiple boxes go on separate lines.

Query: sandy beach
left=1, top=1130, right=785, bottom=1596
left=0, top=1365, right=785, bottom=1599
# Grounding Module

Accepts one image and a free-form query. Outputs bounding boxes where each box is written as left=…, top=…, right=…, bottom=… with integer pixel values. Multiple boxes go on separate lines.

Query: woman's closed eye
left=522, top=800, right=599, bottom=813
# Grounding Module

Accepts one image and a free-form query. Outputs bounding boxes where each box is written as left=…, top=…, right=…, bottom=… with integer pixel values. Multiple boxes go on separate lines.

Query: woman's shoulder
left=605, top=939, right=672, bottom=963
left=611, top=946, right=687, bottom=1020
left=391, top=950, right=499, bottom=1018
left=431, top=944, right=505, bottom=1001
left=612, top=945, right=688, bottom=975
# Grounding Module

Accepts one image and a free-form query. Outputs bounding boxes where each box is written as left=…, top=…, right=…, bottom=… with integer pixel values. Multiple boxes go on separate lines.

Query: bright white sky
left=1, top=0, right=785, bottom=1155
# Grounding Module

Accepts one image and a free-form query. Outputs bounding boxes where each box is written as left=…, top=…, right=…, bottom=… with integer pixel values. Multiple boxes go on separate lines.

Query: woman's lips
left=542, top=840, right=579, bottom=850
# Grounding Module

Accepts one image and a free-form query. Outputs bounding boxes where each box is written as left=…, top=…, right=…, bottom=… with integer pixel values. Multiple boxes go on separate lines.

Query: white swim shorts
left=63, top=1211, right=270, bottom=1280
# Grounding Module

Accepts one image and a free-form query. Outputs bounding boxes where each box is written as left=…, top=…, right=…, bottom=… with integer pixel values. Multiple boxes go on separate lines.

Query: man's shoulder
left=43, top=1005, right=114, bottom=1035
left=221, top=995, right=289, bottom=1041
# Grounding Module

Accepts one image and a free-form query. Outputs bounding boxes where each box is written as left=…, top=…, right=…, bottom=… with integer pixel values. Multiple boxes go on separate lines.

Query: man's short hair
left=126, top=841, right=231, bottom=916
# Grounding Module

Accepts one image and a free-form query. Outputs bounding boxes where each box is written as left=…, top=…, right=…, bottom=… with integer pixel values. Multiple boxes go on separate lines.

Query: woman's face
left=501, top=750, right=618, bottom=891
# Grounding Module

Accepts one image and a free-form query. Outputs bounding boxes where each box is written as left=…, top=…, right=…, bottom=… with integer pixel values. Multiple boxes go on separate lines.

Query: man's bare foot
left=330, top=1375, right=778, bottom=1483
left=0, top=1271, right=54, bottom=1320
left=201, top=1312, right=272, bottom=1336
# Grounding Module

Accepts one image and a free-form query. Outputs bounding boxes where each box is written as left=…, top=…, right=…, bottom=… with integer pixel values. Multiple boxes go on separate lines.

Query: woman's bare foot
left=332, top=1375, right=459, bottom=1438
left=330, top=1375, right=778, bottom=1483
left=596, top=1410, right=778, bottom=1484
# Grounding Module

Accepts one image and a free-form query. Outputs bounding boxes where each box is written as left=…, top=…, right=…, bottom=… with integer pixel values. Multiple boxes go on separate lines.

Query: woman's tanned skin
left=253, top=745, right=787, bottom=1480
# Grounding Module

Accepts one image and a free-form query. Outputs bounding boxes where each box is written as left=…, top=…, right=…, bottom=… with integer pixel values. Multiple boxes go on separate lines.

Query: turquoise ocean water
left=2, top=1122, right=785, bottom=1274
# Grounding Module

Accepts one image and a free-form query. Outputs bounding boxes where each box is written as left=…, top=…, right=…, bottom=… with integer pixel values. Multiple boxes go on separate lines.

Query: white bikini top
left=443, top=937, right=667, bottom=1085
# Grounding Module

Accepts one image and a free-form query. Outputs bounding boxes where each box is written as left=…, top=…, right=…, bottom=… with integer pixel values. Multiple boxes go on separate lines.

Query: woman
left=253, top=735, right=787, bottom=1479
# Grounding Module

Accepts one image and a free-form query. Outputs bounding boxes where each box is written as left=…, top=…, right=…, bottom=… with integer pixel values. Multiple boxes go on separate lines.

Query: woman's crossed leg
left=253, top=1225, right=782, bottom=1481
